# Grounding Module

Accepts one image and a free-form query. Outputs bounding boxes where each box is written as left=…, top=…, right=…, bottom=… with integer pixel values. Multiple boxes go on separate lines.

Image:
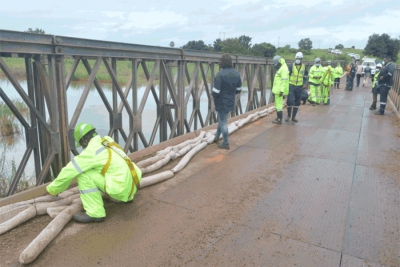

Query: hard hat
left=376, top=63, right=382, bottom=68
left=295, top=52, right=303, bottom=59
left=315, top=58, right=321, bottom=63
left=74, top=122, right=96, bottom=147
left=273, top=55, right=281, bottom=66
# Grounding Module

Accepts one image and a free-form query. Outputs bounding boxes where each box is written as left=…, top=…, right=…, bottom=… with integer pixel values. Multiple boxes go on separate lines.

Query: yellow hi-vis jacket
left=46, top=135, right=142, bottom=202
left=272, top=58, right=289, bottom=95
left=372, top=70, right=380, bottom=88
left=289, top=63, right=306, bottom=86
left=308, top=65, right=324, bottom=85
left=334, top=65, right=343, bottom=79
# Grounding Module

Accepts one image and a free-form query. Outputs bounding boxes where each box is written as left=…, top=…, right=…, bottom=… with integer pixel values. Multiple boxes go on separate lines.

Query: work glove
left=279, top=92, right=283, bottom=97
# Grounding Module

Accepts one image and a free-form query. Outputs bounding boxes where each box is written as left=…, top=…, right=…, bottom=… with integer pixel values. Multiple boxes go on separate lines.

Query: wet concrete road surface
left=2, top=85, right=400, bottom=267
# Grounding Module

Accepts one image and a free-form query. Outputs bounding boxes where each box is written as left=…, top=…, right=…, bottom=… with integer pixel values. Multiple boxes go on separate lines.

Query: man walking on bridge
left=46, top=123, right=142, bottom=223
left=212, top=54, right=242, bottom=149
left=286, top=52, right=308, bottom=122
left=271, top=55, right=289, bottom=124
left=375, top=55, right=395, bottom=115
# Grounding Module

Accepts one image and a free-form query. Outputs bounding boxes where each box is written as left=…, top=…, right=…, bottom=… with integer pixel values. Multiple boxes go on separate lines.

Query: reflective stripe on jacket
left=46, top=135, right=142, bottom=202
left=308, top=65, right=324, bottom=85
left=289, top=63, right=305, bottom=86
left=272, top=58, right=289, bottom=95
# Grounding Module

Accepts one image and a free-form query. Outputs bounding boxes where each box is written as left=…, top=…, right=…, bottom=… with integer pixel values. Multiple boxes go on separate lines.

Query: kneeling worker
left=46, top=123, right=142, bottom=223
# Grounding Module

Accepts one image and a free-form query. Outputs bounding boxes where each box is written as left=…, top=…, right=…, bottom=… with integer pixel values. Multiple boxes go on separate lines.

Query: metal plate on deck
left=242, top=156, right=354, bottom=252
left=343, top=165, right=400, bottom=267
left=297, top=128, right=360, bottom=164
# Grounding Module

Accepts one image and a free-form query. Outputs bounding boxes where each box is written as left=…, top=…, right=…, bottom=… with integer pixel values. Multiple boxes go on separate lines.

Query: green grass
left=1, top=49, right=399, bottom=87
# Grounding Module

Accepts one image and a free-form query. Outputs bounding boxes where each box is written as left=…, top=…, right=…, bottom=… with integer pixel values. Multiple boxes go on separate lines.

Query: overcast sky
left=1, top=0, right=399, bottom=50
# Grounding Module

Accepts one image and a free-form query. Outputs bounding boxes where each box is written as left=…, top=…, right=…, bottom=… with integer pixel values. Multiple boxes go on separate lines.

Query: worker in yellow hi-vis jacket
left=320, top=60, right=334, bottom=105
left=46, top=123, right=142, bottom=223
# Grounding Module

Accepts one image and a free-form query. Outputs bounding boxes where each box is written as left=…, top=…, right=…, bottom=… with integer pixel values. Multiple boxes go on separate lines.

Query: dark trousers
left=356, top=74, right=361, bottom=87
left=334, top=78, right=340, bottom=88
left=287, top=85, right=302, bottom=118
left=346, top=76, right=355, bottom=90
left=378, top=86, right=390, bottom=114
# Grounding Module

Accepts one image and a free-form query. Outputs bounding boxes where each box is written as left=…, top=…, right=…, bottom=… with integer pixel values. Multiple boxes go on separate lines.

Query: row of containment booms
left=0, top=104, right=279, bottom=265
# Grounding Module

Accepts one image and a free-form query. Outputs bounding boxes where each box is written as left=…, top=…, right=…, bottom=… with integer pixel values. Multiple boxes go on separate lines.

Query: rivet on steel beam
left=55, top=46, right=64, bottom=54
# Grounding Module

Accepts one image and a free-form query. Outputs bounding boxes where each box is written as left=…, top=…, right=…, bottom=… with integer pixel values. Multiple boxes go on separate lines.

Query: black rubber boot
left=73, top=212, right=104, bottom=223
left=291, top=107, right=299, bottom=122
left=285, top=107, right=292, bottom=122
left=375, top=104, right=386, bottom=115
left=272, top=111, right=282, bottom=124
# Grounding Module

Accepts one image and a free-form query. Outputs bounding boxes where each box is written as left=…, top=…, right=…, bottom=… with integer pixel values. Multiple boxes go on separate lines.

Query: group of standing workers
left=271, top=53, right=344, bottom=124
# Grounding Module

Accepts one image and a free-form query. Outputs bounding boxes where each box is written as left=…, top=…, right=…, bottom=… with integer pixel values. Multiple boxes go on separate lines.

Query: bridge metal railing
left=389, top=65, right=400, bottom=114
left=0, top=30, right=277, bottom=195
left=0, top=29, right=344, bottom=196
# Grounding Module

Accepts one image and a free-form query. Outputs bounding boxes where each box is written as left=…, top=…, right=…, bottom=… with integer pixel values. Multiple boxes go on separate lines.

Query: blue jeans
left=215, top=111, right=229, bottom=145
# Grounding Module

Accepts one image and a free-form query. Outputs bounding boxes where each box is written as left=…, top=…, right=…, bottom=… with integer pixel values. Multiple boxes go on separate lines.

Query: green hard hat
left=74, top=122, right=96, bottom=147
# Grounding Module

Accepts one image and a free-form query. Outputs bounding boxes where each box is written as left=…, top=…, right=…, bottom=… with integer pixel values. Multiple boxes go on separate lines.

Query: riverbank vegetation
left=0, top=99, right=29, bottom=137
left=0, top=58, right=217, bottom=86
left=0, top=146, right=34, bottom=197
left=0, top=98, right=33, bottom=197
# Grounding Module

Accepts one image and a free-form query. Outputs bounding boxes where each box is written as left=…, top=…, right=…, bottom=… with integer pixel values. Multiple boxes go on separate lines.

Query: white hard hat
left=295, top=52, right=303, bottom=59
left=376, top=63, right=382, bottom=68
left=315, top=57, right=321, bottom=63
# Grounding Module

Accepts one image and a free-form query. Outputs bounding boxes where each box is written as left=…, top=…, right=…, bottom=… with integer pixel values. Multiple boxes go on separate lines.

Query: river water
left=0, top=78, right=270, bottom=180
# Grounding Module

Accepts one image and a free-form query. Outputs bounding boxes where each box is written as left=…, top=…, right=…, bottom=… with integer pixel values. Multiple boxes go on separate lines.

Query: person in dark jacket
left=345, top=63, right=356, bottom=91
left=212, top=54, right=242, bottom=149
left=375, top=55, right=395, bottom=115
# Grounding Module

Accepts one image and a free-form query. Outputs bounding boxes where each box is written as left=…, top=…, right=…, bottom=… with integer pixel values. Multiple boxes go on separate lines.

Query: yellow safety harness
left=100, top=138, right=140, bottom=199
left=321, top=67, right=332, bottom=85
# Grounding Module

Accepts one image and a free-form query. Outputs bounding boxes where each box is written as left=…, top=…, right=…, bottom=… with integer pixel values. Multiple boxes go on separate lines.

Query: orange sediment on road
left=204, top=154, right=225, bottom=163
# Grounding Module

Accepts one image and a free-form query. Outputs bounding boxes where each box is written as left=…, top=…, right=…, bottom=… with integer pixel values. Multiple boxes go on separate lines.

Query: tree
left=238, top=35, right=252, bottom=50
left=169, top=41, right=175, bottom=48
left=25, top=28, right=45, bottom=34
left=213, top=38, right=224, bottom=52
left=351, top=46, right=355, bottom=49
left=252, top=43, right=276, bottom=58
left=335, top=44, right=344, bottom=49
left=221, top=38, right=249, bottom=55
left=182, top=40, right=210, bottom=51
left=298, top=38, right=312, bottom=51
left=364, top=33, right=400, bottom=62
